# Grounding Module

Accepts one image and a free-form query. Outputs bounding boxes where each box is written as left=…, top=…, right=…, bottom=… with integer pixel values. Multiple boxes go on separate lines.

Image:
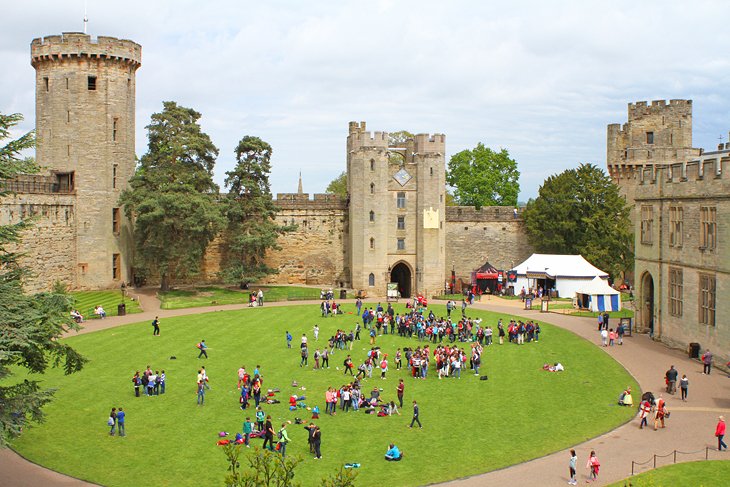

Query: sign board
left=423, top=207, right=439, bottom=229
left=387, top=283, right=399, bottom=301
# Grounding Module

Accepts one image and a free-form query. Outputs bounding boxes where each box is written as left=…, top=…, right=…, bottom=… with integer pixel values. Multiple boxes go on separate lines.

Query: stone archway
left=390, top=262, right=412, bottom=298
left=641, top=272, right=655, bottom=337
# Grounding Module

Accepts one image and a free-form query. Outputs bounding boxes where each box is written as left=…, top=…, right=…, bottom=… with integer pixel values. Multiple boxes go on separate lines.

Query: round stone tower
left=31, top=32, right=141, bottom=289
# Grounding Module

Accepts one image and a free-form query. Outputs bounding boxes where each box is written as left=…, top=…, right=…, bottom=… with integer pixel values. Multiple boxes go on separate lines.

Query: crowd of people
left=131, top=366, right=166, bottom=397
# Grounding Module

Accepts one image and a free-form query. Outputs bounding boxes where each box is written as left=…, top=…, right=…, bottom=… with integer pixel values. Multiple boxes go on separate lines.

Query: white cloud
left=2, top=0, right=730, bottom=198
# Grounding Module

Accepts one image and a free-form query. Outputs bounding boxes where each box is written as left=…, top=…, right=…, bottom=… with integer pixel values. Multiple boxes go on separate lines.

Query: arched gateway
left=390, top=262, right=412, bottom=298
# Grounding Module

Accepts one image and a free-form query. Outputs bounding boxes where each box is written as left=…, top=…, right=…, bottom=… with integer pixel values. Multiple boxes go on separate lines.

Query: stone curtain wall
left=445, top=206, right=532, bottom=288
left=0, top=193, right=77, bottom=293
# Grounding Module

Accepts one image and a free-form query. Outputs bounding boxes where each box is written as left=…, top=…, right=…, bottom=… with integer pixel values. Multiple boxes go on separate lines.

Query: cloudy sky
left=3, top=0, right=730, bottom=199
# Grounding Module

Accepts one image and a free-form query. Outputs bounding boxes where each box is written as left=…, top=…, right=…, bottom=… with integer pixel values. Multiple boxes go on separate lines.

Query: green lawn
left=72, top=290, right=143, bottom=318
left=8, top=304, right=639, bottom=487
left=158, top=285, right=346, bottom=310
left=609, top=460, right=730, bottom=486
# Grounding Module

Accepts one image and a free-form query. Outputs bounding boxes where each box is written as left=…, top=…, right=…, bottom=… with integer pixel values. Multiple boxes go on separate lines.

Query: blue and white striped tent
left=576, top=276, right=621, bottom=312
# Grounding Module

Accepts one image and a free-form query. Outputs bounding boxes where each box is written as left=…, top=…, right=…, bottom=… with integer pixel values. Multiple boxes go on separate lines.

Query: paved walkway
left=2, top=293, right=728, bottom=486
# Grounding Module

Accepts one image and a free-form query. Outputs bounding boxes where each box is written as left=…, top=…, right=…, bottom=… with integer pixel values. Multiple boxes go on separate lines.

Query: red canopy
left=474, top=261, right=499, bottom=280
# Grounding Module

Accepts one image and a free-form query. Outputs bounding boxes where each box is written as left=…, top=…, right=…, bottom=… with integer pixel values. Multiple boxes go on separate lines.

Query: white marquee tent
left=575, top=276, right=621, bottom=312
left=512, top=254, right=609, bottom=298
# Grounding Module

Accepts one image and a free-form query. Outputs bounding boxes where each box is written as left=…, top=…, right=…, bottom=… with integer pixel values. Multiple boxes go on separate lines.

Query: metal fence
left=630, top=447, right=711, bottom=476
left=0, top=179, right=71, bottom=194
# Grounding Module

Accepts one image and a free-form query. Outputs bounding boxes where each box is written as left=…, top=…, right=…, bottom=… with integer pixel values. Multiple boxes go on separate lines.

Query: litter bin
left=340, top=289, right=347, bottom=300
left=117, top=303, right=126, bottom=316
left=688, top=342, right=700, bottom=359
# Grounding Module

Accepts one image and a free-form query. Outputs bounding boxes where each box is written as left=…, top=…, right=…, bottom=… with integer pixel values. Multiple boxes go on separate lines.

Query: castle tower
left=347, top=122, right=446, bottom=298
left=31, top=32, right=141, bottom=288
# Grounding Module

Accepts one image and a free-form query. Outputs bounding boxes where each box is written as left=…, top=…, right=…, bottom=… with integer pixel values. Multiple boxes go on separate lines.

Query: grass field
left=8, top=303, right=639, bottom=487
left=158, top=285, right=346, bottom=310
left=71, top=290, right=143, bottom=318
left=609, top=460, right=730, bottom=486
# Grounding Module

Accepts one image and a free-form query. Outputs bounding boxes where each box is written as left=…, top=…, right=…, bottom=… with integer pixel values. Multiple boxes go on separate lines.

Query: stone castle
left=1, top=33, right=532, bottom=296
left=608, top=100, right=729, bottom=360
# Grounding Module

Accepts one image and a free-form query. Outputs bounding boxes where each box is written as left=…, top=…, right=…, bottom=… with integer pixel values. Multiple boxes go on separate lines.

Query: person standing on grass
left=243, top=417, right=253, bottom=447
left=397, top=379, right=405, bottom=408
left=197, top=340, right=208, bottom=359
left=343, top=355, right=354, bottom=376
left=255, top=406, right=265, bottom=432
left=312, top=425, right=322, bottom=459
left=314, top=324, right=320, bottom=341
left=277, top=423, right=290, bottom=457
left=116, top=408, right=126, bottom=437
left=568, top=449, right=577, bottom=485
left=286, top=331, right=292, bottom=349
left=132, top=371, right=141, bottom=397
left=151, top=316, right=160, bottom=335
left=586, top=450, right=599, bottom=482
left=409, top=400, right=422, bottom=428
left=197, top=379, right=205, bottom=405
left=680, top=374, right=689, bottom=401
left=300, top=344, right=309, bottom=367
left=262, top=416, right=275, bottom=450
left=715, top=416, right=727, bottom=451
left=321, top=348, right=329, bottom=369
left=108, top=407, right=117, bottom=436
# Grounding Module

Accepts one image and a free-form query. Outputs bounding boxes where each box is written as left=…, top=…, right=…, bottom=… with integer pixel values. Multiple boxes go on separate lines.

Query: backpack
left=197, top=342, right=203, bottom=349
left=380, top=360, right=387, bottom=369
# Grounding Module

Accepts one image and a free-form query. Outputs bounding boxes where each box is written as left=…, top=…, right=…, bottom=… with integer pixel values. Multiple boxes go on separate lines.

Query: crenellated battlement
left=446, top=206, right=521, bottom=222
left=413, top=133, right=446, bottom=154
left=627, top=99, right=692, bottom=120
left=275, top=193, right=347, bottom=210
left=31, top=32, right=141, bottom=68
left=347, top=121, right=388, bottom=150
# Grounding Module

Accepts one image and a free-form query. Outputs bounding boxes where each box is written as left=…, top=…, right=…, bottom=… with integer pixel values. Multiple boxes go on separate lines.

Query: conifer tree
left=0, top=112, right=86, bottom=446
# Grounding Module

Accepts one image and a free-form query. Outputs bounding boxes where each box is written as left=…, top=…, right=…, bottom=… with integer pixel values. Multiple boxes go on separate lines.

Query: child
left=568, top=449, right=577, bottom=485
left=586, top=450, right=599, bottom=482
left=255, top=406, right=265, bottom=431
left=243, top=417, right=253, bottom=447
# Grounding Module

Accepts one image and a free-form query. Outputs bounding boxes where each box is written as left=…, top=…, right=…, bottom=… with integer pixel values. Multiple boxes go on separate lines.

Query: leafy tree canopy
left=446, top=143, right=520, bottom=209
left=221, top=136, right=294, bottom=287
left=0, top=112, right=86, bottom=447
left=120, top=102, right=224, bottom=290
left=325, top=171, right=347, bottom=198
left=522, top=163, right=633, bottom=279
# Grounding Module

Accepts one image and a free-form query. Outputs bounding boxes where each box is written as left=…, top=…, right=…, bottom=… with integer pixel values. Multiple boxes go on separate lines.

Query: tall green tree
left=0, top=113, right=86, bottom=447
left=446, top=143, right=520, bottom=209
left=325, top=171, right=347, bottom=198
left=120, top=102, right=224, bottom=291
left=522, top=163, right=633, bottom=279
left=221, top=136, right=293, bottom=287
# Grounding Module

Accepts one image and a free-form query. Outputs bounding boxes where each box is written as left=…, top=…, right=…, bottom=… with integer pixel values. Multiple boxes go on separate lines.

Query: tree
left=0, top=113, right=86, bottom=447
left=220, top=136, right=294, bottom=287
left=522, top=163, right=633, bottom=279
left=446, top=143, right=520, bottom=209
left=120, top=102, right=224, bottom=291
left=325, top=171, right=347, bottom=198
left=388, top=130, right=414, bottom=146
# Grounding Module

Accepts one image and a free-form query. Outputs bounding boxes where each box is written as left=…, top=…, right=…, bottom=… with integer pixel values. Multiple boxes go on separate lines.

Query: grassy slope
left=158, top=285, right=341, bottom=310
left=9, top=304, right=639, bottom=487
left=72, top=291, right=142, bottom=317
left=608, top=460, right=730, bottom=486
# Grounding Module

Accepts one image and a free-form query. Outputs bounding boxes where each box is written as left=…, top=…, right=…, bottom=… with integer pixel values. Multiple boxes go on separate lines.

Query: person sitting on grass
left=385, top=443, right=403, bottom=461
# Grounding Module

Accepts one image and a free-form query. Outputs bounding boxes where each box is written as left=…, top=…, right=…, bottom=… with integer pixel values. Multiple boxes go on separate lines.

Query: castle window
left=112, top=208, right=121, bottom=234
left=370, top=182, right=375, bottom=194
left=669, top=206, right=683, bottom=247
left=370, top=159, right=375, bottom=171
left=699, top=273, right=716, bottom=326
left=640, top=205, right=653, bottom=245
left=112, top=253, right=121, bottom=280
left=43, top=77, right=49, bottom=92
left=66, top=77, right=69, bottom=90
left=368, top=273, right=375, bottom=286
left=370, top=237, right=375, bottom=249
left=700, top=206, right=716, bottom=250
left=430, top=167, right=433, bottom=176
left=646, top=132, right=654, bottom=144
left=112, top=165, right=118, bottom=189
left=669, top=267, right=683, bottom=317
left=88, top=75, right=97, bottom=91
left=67, top=111, right=71, bottom=123
left=397, top=216, right=405, bottom=230
left=369, top=210, right=375, bottom=222
left=397, top=238, right=405, bottom=250
left=397, top=192, right=406, bottom=208
left=112, top=118, right=118, bottom=142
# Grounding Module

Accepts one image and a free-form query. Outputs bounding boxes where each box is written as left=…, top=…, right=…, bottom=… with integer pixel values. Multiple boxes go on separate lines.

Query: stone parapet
left=446, top=206, right=520, bottom=222
left=31, top=32, right=141, bottom=68
left=275, top=193, right=347, bottom=210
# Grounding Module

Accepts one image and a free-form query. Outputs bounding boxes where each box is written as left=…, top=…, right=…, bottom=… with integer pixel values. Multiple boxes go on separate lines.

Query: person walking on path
left=680, top=374, right=689, bottom=401
left=715, top=416, right=727, bottom=451
left=586, top=450, right=600, bottom=483
left=152, top=316, right=160, bottom=336
left=197, top=340, right=208, bottom=359
left=639, top=397, right=652, bottom=429
left=568, top=449, right=577, bottom=485
left=702, top=349, right=713, bottom=374
left=665, top=365, right=678, bottom=394
left=116, top=408, right=126, bottom=437
left=654, top=395, right=667, bottom=430
left=257, top=289, right=264, bottom=307
left=409, top=400, right=422, bottom=428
